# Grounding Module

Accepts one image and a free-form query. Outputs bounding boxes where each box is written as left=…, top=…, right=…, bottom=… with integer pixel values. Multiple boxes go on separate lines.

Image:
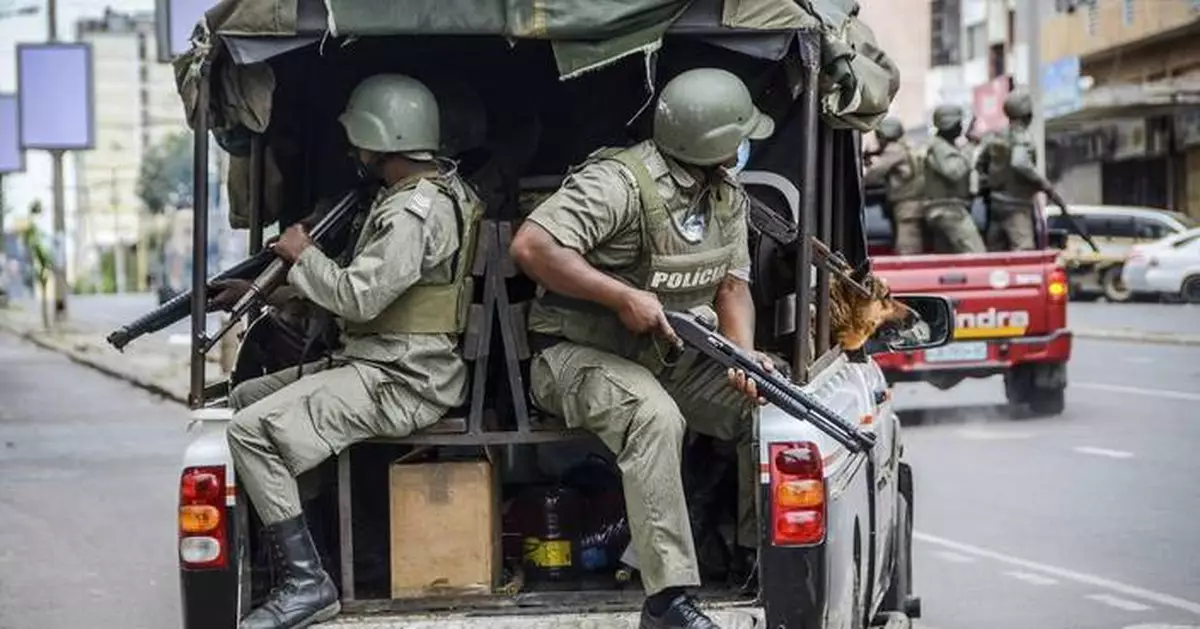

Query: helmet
left=339, top=74, right=440, bottom=155
left=932, top=105, right=964, bottom=132
left=876, top=118, right=904, bottom=142
left=653, top=68, right=775, bottom=166
left=1003, top=88, right=1034, bottom=119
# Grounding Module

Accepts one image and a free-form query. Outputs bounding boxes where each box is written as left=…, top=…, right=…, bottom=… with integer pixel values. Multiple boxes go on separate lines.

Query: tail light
left=1047, top=267, right=1068, bottom=302
left=179, top=466, right=229, bottom=569
left=770, top=442, right=826, bottom=546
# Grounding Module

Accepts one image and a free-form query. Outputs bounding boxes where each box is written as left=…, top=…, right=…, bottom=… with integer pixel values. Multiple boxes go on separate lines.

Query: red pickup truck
left=865, top=188, right=1073, bottom=416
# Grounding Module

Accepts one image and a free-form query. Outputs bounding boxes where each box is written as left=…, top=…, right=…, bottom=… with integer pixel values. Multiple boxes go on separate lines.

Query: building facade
left=858, top=0, right=933, bottom=132
left=1043, top=0, right=1200, bottom=216
left=73, top=9, right=187, bottom=292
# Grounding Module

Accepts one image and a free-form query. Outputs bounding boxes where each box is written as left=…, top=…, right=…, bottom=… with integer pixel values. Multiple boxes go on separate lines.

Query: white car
left=1122, top=228, right=1200, bottom=302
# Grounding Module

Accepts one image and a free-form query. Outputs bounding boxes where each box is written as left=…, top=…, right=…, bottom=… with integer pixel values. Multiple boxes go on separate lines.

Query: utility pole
left=1021, top=0, right=1046, bottom=177
left=0, top=173, right=6, bottom=307
left=47, top=0, right=69, bottom=321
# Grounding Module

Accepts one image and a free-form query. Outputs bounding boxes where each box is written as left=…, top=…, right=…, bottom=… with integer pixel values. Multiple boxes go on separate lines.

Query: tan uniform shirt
left=287, top=176, right=469, bottom=409
left=525, top=146, right=752, bottom=286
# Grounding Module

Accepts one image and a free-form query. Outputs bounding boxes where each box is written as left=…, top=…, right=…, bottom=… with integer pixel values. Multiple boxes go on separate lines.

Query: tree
left=137, top=132, right=194, bottom=214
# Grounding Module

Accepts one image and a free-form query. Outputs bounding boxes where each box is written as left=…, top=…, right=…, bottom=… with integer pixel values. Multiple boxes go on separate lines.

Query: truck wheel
left=1102, top=265, right=1133, bottom=303
left=1028, top=387, right=1066, bottom=416
left=882, top=495, right=912, bottom=612
left=1182, top=276, right=1200, bottom=304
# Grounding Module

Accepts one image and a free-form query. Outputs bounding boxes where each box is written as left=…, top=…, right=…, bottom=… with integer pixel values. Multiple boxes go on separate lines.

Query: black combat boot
left=640, top=591, right=722, bottom=629
left=240, top=514, right=340, bottom=629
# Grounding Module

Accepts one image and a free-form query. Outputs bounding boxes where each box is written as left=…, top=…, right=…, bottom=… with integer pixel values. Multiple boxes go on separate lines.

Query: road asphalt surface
left=0, top=297, right=1197, bottom=629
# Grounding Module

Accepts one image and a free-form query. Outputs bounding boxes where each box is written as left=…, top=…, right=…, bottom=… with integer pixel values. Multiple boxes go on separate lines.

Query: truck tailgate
left=872, top=251, right=1060, bottom=338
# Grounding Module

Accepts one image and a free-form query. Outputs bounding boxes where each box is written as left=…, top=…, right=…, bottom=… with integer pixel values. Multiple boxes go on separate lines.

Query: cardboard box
left=389, top=460, right=498, bottom=599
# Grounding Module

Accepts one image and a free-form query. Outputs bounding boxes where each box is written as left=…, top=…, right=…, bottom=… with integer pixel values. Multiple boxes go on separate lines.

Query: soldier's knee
left=628, top=393, right=686, bottom=446
left=226, top=409, right=264, bottom=453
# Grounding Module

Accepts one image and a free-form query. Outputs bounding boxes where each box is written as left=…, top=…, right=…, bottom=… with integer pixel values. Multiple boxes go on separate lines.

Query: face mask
left=729, top=138, right=751, bottom=175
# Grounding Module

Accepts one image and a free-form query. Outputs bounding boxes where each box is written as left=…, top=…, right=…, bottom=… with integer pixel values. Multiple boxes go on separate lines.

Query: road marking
left=914, top=532, right=1200, bottom=615
left=932, top=550, right=976, bottom=564
left=1088, top=594, right=1153, bottom=612
left=1005, top=570, right=1059, bottom=586
left=1074, top=446, right=1135, bottom=459
left=1074, top=382, right=1200, bottom=403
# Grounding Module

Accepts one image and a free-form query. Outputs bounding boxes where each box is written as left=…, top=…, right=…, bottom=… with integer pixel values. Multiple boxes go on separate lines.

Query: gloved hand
left=207, top=279, right=252, bottom=312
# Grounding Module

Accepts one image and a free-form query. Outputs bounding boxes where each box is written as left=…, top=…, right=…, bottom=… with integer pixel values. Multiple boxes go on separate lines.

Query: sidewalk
left=0, top=300, right=227, bottom=405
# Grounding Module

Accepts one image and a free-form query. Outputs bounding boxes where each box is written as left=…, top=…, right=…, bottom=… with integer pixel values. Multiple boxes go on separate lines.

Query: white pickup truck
left=105, top=4, right=958, bottom=627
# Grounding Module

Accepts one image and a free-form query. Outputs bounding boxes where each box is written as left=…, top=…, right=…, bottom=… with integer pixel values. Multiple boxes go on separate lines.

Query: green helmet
left=932, top=105, right=964, bottom=132
left=653, top=68, right=775, bottom=166
left=1003, top=88, right=1033, bottom=119
left=339, top=74, right=439, bottom=155
left=877, top=117, right=904, bottom=142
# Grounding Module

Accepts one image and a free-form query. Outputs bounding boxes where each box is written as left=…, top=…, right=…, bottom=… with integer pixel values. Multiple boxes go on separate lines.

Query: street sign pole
left=45, top=0, right=70, bottom=321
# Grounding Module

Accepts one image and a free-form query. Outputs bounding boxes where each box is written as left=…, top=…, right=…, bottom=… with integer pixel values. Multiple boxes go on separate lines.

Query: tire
left=1183, top=276, right=1200, bottom=304
left=1027, top=387, right=1066, bottom=416
left=1102, top=265, right=1133, bottom=303
left=1005, top=364, right=1067, bottom=417
left=882, top=495, right=912, bottom=612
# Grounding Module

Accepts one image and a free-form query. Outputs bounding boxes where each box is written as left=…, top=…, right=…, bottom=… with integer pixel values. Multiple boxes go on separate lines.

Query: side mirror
left=1047, top=227, right=1070, bottom=250
left=864, top=294, right=955, bottom=355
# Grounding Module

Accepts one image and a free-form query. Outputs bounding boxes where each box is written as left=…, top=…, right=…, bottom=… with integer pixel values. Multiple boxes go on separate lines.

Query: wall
left=1056, top=162, right=1103, bottom=205
left=1043, top=0, right=1200, bottom=65
left=858, top=0, right=932, bottom=131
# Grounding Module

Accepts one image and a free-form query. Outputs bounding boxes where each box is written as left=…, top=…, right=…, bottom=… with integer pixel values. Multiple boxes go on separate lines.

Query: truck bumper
left=876, top=329, right=1073, bottom=382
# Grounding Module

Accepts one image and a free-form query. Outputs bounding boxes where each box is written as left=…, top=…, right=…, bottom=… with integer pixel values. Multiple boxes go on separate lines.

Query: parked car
left=1122, top=228, right=1200, bottom=303
left=1046, top=204, right=1196, bottom=302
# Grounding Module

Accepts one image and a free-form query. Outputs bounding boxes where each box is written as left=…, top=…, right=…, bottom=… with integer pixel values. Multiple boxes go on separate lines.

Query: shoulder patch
left=403, top=179, right=440, bottom=220
left=641, top=149, right=671, bottom=181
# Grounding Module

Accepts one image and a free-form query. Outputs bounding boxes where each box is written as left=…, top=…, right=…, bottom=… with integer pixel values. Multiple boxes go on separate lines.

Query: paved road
left=2, top=317, right=1198, bottom=629
left=0, top=334, right=189, bottom=629
left=896, top=338, right=1200, bottom=629
left=1069, top=301, right=1200, bottom=337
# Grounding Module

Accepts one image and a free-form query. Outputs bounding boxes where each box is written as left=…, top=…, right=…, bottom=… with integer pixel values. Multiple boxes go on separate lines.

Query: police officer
left=511, top=68, right=773, bottom=629
left=978, top=88, right=1063, bottom=251
left=923, top=105, right=986, bottom=254
left=223, top=74, right=482, bottom=629
left=865, top=117, right=926, bottom=254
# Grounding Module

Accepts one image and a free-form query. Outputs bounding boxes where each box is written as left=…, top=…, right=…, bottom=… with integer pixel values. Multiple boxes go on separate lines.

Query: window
left=966, top=23, right=987, bottom=60
left=931, top=0, right=963, bottom=67
left=1086, top=1, right=1099, bottom=36
left=1132, top=217, right=1169, bottom=240
left=1123, top=0, right=1135, bottom=25
left=988, top=43, right=1006, bottom=78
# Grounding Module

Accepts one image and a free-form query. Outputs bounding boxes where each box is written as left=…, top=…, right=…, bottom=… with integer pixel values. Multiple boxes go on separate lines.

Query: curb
left=1074, top=327, right=1200, bottom=347
left=0, top=320, right=190, bottom=405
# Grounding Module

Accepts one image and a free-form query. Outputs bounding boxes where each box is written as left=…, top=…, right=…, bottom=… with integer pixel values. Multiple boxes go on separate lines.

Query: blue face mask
left=729, top=138, right=751, bottom=175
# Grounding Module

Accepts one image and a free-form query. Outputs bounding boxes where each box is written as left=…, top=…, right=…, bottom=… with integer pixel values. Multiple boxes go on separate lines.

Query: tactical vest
left=985, top=127, right=1041, bottom=203
left=923, top=137, right=971, bottom=205
left=534, top=142, right=742, bottom=372
left=887, top=142, right=925, bottom=202
left=344, top=176, right=482, bottom=336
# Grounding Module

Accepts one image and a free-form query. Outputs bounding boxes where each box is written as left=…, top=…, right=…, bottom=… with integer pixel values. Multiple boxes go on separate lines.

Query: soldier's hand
left=207, top=279, right=252, bottom=312
left=272, top=224, right=314, bottom=263
left=617, top=288, right=679, bottom=346
left=728, top=352, right=775, bottom=406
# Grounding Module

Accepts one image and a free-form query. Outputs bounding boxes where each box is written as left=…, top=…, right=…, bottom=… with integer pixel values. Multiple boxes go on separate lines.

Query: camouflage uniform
left=865, top=118, right=925, bottom=254
left=923, top=106, right=985, bottom=254
left=978, top=89, right=1052, bottom=251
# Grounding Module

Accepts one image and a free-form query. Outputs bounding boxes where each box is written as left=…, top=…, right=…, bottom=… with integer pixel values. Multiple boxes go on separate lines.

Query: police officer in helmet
left=977, top=87, right=1065, bottom=251
left=224, top=74, right=482, bottom=629
left=922, top=105, right=986, bottom=253
left=511, top=67, right=775, bottom=629
left=865, top=117, right=926, bottom=254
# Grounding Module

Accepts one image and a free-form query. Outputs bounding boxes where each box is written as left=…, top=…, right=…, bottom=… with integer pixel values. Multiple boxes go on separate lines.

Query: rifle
left=106, top=185, right=373, bottom=351
left=1047, top=190, right=1101, bottom=252
left=665, top=310, right=877, bottom=453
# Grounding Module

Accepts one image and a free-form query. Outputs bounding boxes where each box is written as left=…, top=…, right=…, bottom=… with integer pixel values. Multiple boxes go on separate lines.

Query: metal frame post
left=815, top=127, right=834, bottom=358
left=792, top=40, right=821, bottom=384
left=189, top=65, right=211, bottom=408
left=248, top=135, right=265, bottom=254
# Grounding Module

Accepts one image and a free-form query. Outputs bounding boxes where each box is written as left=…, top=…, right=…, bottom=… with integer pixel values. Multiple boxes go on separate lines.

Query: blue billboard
left=1042, top=56, right=1083, bottom=119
